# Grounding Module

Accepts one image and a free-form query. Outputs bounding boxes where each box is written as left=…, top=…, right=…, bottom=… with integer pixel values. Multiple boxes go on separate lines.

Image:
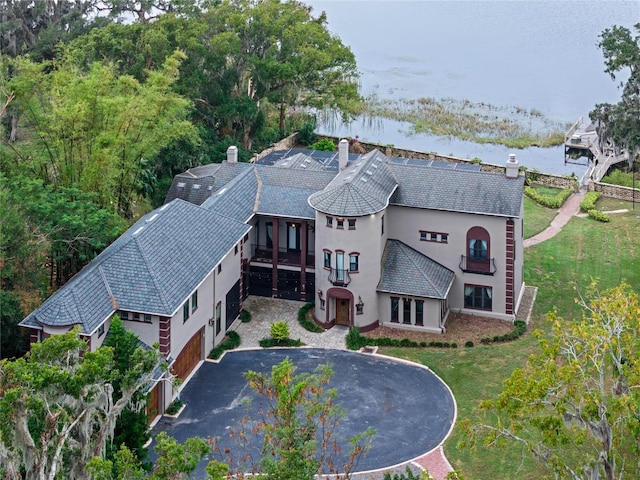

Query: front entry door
left=335, top=298, right=350, bottom=326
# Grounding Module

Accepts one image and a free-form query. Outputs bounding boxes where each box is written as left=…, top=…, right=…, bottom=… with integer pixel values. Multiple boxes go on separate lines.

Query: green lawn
left=383, top=198, right=640, bottom=479
left=523, top=195, right=557, bottom=239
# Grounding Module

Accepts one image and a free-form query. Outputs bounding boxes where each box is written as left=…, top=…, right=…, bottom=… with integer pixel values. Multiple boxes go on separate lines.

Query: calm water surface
left=306, top=0, right=639, bottom=174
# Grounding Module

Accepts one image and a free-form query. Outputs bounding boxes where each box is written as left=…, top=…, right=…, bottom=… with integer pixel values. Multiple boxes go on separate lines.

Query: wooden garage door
left=146, top=383, right=160, bottom=424
left=173, top=328, right=203, bottom=381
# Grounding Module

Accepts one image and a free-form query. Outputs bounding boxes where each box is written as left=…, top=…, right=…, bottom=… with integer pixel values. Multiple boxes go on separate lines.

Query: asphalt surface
left=150, top=348, right=456, bottom=478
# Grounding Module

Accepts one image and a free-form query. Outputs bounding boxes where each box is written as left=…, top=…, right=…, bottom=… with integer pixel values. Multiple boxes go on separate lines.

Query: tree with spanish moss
left=0, top=328, right=163, bottom=480
left=590, top=23, right=640, bottom=169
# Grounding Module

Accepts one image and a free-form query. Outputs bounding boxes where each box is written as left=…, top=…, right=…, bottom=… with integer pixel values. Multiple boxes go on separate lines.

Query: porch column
left=271, top=217, right=279, bottom=297
left=300, top=220, right=307, bottom=301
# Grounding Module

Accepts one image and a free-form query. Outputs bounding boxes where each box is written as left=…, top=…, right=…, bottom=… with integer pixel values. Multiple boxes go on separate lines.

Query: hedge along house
left=21, top=141, right=525, bottom=416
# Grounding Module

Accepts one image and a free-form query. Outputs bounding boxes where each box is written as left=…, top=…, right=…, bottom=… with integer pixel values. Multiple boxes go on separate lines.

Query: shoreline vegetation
left=362, top=95, right=570, bottom=149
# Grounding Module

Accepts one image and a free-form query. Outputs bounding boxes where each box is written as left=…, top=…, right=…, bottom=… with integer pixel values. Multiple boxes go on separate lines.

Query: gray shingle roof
left=202, top=168, right=259, bottom=222
left=377, top=240, right=455, bottom=299
left=203, top=166, right=334, bottom=220
left=308, top=150, right=398, bottom=216
left=164, top=162, right=253, bottom=205
left=388, top=164, right=524, bottom=217
left=21, top=199, right=250, bottom=334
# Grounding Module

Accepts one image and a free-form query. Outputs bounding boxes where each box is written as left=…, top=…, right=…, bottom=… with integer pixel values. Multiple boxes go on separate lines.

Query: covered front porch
left=248, top=215, right=316, bottom=301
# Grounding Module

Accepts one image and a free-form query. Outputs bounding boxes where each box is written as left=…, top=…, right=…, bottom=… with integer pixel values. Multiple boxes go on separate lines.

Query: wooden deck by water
left=564, top=116, right=629, bottom=186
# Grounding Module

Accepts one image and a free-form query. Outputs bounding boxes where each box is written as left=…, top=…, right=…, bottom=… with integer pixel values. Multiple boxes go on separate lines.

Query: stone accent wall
left=591, top=181, right=639, bottom=202
left=528, top=174, right=575, bottom=190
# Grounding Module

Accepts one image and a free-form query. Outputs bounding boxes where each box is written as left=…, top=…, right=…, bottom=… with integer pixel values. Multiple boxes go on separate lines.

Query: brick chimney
left=339, top=139, right=349, bottom=170
left=506, top=153, right=519, bottom=178
left=227, top=145, right=238, bottom=164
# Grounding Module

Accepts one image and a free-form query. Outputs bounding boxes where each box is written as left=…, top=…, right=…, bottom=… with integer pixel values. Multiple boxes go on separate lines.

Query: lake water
left=305, top=0, right=639, bottom=175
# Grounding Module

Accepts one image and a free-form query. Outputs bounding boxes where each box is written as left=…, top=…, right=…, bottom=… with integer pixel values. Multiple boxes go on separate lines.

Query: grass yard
left=523, top=195, right=557, bottom=238
left=383, top=197, right=640, bottom=479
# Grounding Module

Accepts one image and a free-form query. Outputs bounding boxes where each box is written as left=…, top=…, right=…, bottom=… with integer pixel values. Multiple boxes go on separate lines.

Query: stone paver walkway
left=231, top=296, right=454, bottom=480
left=524, top=191, right=585, bottom=247
left=234, top=296, right=349, bottom=349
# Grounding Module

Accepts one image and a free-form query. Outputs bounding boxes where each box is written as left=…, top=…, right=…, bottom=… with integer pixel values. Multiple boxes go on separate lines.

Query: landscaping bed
left=361, top=314, right=515, bottom=347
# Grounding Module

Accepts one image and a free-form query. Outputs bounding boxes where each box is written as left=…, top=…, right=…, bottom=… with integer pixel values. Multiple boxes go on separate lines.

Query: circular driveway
left=151, top=348, right=456, bottom=477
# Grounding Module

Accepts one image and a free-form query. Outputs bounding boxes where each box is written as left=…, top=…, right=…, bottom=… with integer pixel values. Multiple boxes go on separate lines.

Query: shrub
left=297, top=120, right=317, bottom=146
left=480, top=320, right=527, bottom=344
left=465, top=340, right=474, bottom=348
left=239, top=309, right=251, bottom=323
left=588, top=209, right=610, bottom=222
left=579, top=191, right=601, bottom=212
left=383, top=465, right=430, bottom=480
left=525, top=169, right=541, bottom=183
left=208, top=331, right=241, bottom=359
left=601, top=169, right=635, bottom=187
left=270, top=321, right=290, bottom=341
left=346, top=327, right=366, bottom=350
left=347, top=329, right=458, bottom=350
left=311, top=138, right=335, bottom=152
left=298, top=303, right=323, bottom=332
left=165, top=399, right=183, bottom=415
left=524, top=186, right=572, bottom=208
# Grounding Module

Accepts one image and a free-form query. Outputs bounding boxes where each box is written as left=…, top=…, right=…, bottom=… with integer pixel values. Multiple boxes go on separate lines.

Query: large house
left=21, top=140, right=525, bottom=417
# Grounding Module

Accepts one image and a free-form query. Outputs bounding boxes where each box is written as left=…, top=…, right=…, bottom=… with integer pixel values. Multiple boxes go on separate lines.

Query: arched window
left=467, top=226, right=490, bottom=260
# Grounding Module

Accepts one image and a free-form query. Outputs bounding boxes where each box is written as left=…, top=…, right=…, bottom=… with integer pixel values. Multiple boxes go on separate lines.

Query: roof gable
left=388, top=164, right=524, bottom=217
left=22, top=199, right=250, bottom=333
left=377, top=240, right=455, bottom=299
left=308, top=150, right=398, bottom=216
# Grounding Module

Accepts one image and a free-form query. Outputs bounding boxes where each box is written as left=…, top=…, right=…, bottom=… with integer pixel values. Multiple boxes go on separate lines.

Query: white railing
left=565, top=116, right=583, bottom=143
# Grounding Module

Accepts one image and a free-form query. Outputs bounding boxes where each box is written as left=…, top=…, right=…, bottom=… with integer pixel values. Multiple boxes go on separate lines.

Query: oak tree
left=214, top=357, right=374, bottom=479
left=590, top=23, right=640, bottom=167
left=464, top=283, right=640, bottom=480
left=0, top=328, right=163, bottom=480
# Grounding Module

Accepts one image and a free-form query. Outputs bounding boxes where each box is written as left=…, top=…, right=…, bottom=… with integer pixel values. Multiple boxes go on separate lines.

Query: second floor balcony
left=251, top=244, right=315, bottom=268
left=328, top=268, right=351, bottom=287
left=459, top=255, right=496, bottom=275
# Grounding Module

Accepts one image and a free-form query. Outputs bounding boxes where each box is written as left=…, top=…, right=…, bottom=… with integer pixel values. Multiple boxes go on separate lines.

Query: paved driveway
left=151, top=348, right=456, bottom=478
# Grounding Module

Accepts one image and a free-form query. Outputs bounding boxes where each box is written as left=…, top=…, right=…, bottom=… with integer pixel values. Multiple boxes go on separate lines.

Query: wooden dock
left=564, top=116, right=629, bottom=186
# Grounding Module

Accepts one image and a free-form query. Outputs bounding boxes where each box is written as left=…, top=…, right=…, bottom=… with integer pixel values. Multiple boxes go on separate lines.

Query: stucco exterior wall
left=377, top=293, right=443, bottom=333
left=85, top=317, right=111, bottom=351
left=386, top=204, right=522, bottom=320
left=120, top=315, right=159, bottom=348
left=314, top=211, right=386, bottom=328
left=213, top=241, right=244, bottom=343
